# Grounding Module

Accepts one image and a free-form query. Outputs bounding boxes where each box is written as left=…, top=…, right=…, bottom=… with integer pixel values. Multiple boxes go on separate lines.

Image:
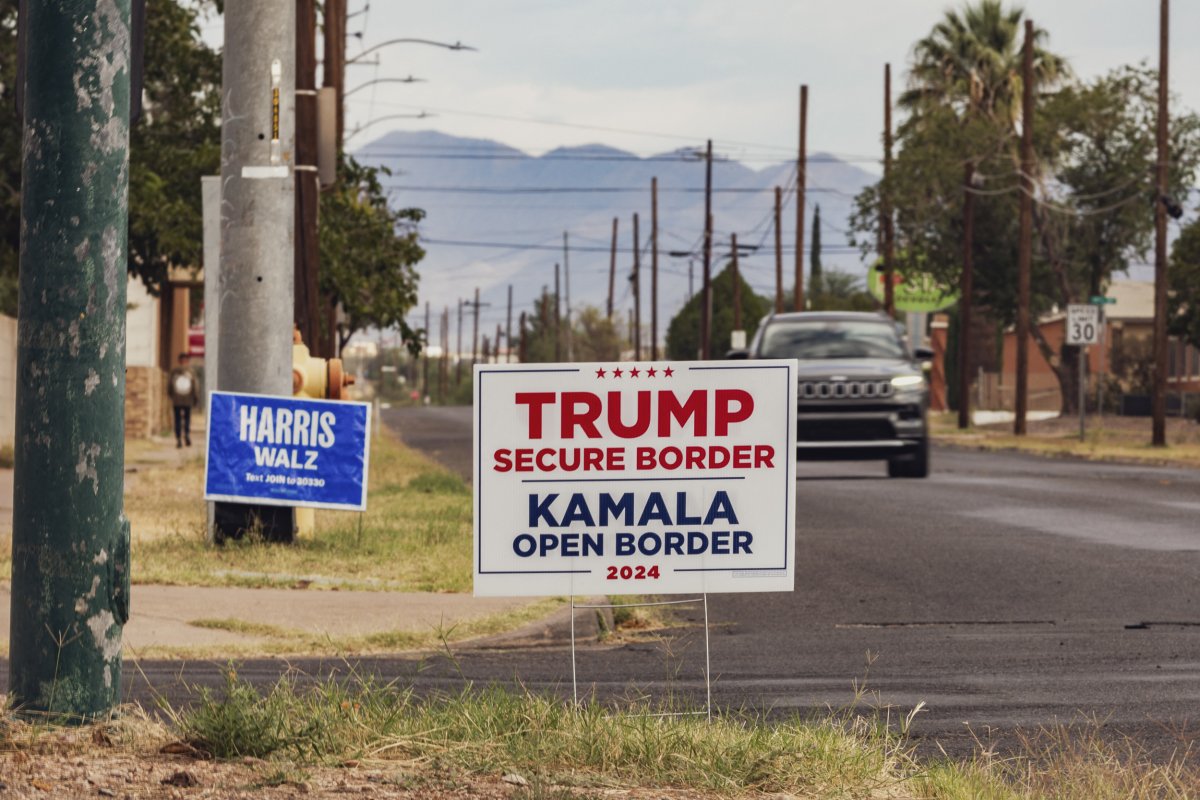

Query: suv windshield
left=760, top=319, right=907, bottom=360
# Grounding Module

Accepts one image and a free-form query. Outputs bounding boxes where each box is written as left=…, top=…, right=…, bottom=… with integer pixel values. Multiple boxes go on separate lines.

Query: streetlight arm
left=347, top=38, right=478, bottom=64
left=345, top=76, right=427, bottom=98
left=345, top=112, right=435, bottom=142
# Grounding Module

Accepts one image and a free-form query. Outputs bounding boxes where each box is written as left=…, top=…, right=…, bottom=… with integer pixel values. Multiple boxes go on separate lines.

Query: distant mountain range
left=355, top=130, right=879, bottom=344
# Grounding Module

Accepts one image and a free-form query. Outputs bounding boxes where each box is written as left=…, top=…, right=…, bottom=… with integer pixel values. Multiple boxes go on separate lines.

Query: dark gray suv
left=730, top=311, right=931, bottom=478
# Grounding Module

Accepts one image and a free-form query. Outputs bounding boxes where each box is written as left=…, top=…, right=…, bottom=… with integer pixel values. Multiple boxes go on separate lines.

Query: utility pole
left=554, top=264, right=562, bottom=361
left=958, top=162, right=975, bottom=430
left=732, top=233, right=742, bottom=331
left=455, top=299, right=464, bottom=385
left=1152, top=0, right=1170, bottom=447
left=320, top=0, right=346, bottom=356
left=471, top=286, right=480, bottom=368
left=688, top=259, right=694, bottom=301
left=563, top=232, right=573, bottom=361
left=882, top=66, right=896, bottom=318
left=422, top=301, right=430, bottom=397
left=215, top=0, right=297, bottom=542
left=774, top=185, right=784, bottom=313
left=506, top=285, right=513, bottom=363
left=519, top=311, right=528, bottom=362
left=10, top=0, right=132, bottom=718
left=495, top=324, right=502, bottom=364
left=607, top=217, right=618, bottom=319
left=440, top=306, right=448, bottom=402
left=651, top=177, right=660, bottom=361
left=633, top=212, right=642, bottom=360
left=1015, top=20, right=1035, bottom=436
left=702, top=139, right=714, bottom=358
left=323, top=0, right=346, bottom=149
left=796, top=85, right=808, bottom=312
left=294, top=0, right=320, bottom=352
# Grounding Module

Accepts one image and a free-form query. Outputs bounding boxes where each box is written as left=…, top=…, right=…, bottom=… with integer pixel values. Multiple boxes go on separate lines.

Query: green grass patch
left=177, top=671, right=916, bottom=795
left=170, top=671, right=1200, bottom=798
left=132, top=430, right=475, bottom=591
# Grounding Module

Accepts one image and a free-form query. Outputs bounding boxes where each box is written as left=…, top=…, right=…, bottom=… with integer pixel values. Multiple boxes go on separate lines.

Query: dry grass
left=127, top=429, right=476, bottom=591
left=932, top=412, right=1200, bottom=468
left=127, top=598, right=565, bottom=660
left=2, top=678, right=1196, bottom=798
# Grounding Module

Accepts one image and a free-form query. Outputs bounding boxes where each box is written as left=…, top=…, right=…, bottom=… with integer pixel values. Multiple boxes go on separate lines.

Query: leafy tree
left=900, top=0, right=1068, bottom=124
left=666, top=265, right=769, bottom=359
left=0, top=0, right=24, bottom=312
left=1170, top=218, right=1200, bottom=350
left=319, top=155, right=425, bottom=352
left=851, top=3, right=1200, bottom=413
left=571, top=306, right=622, bottom=362
left=808, top=270, right=876, bottom=312
left=519, top=289, right=562, bottom=363
left=128, top=0, right=222, bottom=293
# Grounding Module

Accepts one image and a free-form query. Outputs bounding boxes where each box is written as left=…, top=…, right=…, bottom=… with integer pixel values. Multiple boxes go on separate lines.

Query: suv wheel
left=887, top=437, right=929, bottom=479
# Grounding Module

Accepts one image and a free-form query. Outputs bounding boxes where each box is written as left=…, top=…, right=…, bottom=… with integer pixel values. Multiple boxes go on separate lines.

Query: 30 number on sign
left=1066, top=305, right=1101, bottom=346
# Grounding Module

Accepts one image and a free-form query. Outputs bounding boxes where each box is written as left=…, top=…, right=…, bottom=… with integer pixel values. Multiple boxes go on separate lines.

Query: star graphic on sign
left=595, top=367, right=606, bottom=378
left=663, top=366, right=674, bottom=377
left=612, top=367, right=624, bottom=378
left=647, top=367, right=657, bottom=377
left=630, top=367, right=641, bottom=377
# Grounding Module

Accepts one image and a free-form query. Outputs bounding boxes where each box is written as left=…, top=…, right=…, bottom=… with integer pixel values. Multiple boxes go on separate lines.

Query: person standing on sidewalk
left=168, top=353, right=200, bottom=447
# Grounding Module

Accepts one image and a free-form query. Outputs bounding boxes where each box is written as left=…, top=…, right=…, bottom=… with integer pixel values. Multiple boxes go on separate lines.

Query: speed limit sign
left=1066, top=304, right=1101, bottom=346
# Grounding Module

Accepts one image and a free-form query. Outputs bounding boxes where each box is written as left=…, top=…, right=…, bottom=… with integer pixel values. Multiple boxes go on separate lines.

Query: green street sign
left=1089, top=295, right=1117, bottom=305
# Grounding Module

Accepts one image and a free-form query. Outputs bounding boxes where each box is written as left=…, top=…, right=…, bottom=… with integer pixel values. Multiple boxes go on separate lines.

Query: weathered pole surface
left=882, top=67, right=895, bottom=318
left=294, top=0, right=321, bottom=353
left=958, top=162, right=975, bottom=431
left=1152, top=0, right=1170, bottom=446
left=1014, top=20, right=1035, bottom=436
left=216, top=0, right=296, bottom=539
left=10, top=0, right=133, bottom=718
left=774, top=186, right=784, bottom=313
left=455, top=299, right=463, bottom=385
left=795, top=85, right=807, bottom=312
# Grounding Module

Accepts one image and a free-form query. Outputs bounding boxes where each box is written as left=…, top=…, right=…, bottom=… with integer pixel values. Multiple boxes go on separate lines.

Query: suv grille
left=799, top=379, right=893, bottom=400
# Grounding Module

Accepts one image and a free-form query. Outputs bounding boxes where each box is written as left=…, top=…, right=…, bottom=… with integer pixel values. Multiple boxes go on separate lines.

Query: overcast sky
left=332, top=0, right=1200, bottom=167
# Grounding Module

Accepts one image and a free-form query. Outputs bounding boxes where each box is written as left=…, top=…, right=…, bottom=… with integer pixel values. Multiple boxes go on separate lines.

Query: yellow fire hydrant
left=293, top=330, right=355, bottom=535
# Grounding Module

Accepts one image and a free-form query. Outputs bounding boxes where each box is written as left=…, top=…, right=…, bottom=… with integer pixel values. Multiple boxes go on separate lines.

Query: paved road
left=372, top=406, right=1200, bottom=756
left=12, top=405, right=1194, bottom=759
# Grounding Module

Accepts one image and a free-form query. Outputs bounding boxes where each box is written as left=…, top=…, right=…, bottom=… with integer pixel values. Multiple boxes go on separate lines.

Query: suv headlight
left=891, top=374, right=924, bottom=390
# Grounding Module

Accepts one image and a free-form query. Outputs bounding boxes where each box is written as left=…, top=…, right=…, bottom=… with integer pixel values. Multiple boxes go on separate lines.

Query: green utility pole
left=10, top=0, right=132, bottom=718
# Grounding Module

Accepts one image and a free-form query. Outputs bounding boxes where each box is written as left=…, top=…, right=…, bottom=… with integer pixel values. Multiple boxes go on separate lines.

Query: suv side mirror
left=912, top=346, right=934, bottom=361
left=726, top=349, right=750, bottom=360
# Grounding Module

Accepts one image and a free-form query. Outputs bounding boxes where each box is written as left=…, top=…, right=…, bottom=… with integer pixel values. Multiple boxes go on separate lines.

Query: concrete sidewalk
left=1, top=416, right=557, bottom=657
left=0, top=582, right=539, bottom=655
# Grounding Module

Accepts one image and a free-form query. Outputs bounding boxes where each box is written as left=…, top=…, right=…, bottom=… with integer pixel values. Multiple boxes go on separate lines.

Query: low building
left=995, top=281, right=1199, bottom=411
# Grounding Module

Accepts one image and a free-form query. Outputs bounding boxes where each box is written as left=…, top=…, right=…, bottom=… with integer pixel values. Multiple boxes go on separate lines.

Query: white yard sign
left=1066, top=304, right=1101, bottom=346
left=473, top=360, right=798, bottom=596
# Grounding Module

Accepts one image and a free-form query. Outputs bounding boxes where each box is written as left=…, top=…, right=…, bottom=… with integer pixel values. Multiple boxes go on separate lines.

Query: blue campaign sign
left=204, top=391, right=371, bottom=511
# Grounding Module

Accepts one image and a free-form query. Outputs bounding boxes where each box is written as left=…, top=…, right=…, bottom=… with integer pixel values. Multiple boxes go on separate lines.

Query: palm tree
left=900, top=0, right=1068, bottom=129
